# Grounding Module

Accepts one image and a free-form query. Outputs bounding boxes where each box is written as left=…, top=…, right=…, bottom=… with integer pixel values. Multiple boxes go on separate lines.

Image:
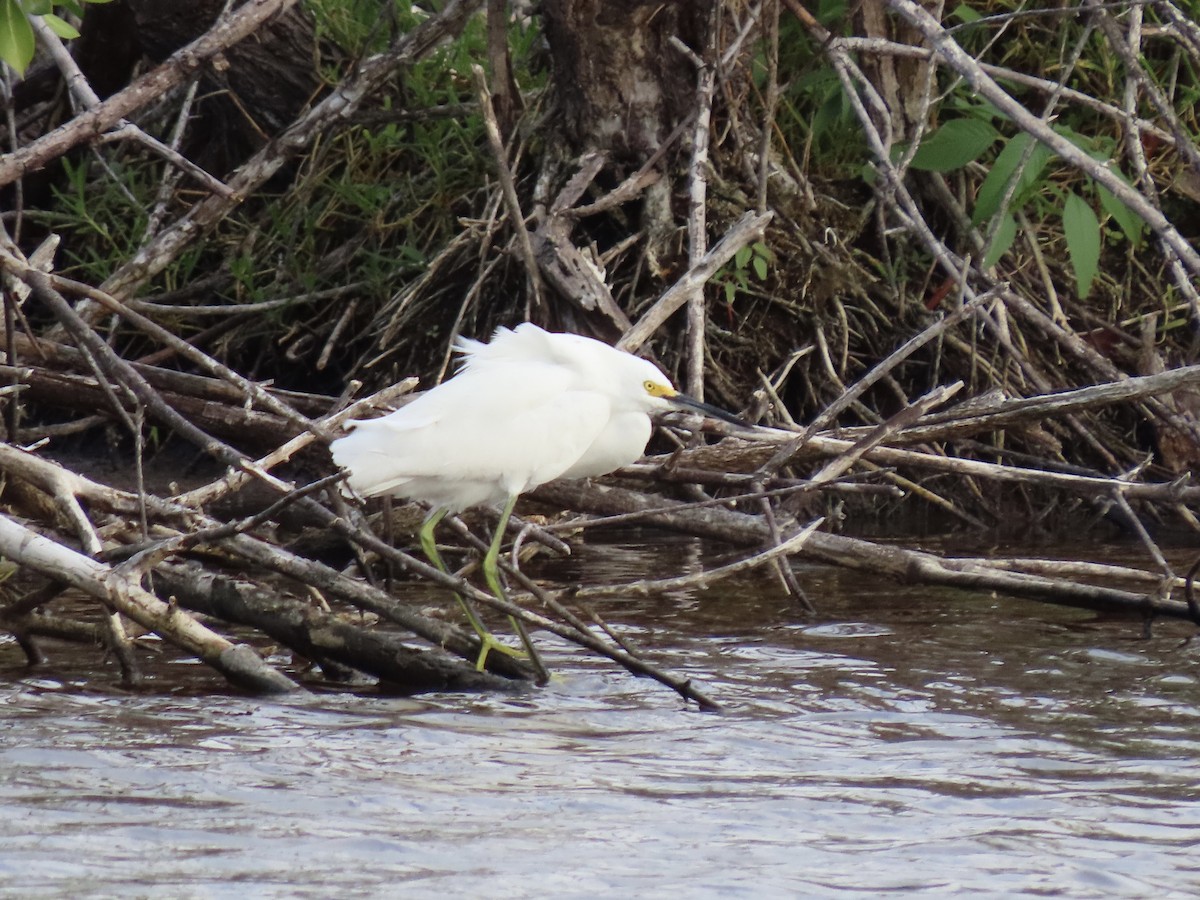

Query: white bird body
left=330, top=323, right=692, bottom=511
left=330, top=322, right=741, bottom=670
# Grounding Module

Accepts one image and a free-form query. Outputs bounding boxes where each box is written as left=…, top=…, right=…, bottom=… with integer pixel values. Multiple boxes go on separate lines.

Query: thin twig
left=471, top=63, right=544, bottom=308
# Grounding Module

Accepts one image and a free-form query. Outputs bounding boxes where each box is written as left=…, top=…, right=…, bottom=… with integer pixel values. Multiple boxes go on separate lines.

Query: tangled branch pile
left=0, top=1, right=1198, bottom=701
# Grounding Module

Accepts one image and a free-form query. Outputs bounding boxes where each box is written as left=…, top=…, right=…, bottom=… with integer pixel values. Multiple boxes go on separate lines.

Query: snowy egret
left=331, top=323, right=740, bottom=668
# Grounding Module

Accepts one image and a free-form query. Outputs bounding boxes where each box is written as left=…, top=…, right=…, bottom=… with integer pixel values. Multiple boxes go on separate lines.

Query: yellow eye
left=643, top=380, right=656, bottom=393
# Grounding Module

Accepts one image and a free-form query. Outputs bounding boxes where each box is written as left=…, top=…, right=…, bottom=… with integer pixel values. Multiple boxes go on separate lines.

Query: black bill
left=668, top=392, right=751, bottom=428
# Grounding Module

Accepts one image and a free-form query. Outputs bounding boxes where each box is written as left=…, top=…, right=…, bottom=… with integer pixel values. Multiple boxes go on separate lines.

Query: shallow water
left=3, top=538, right=1200, bottom=898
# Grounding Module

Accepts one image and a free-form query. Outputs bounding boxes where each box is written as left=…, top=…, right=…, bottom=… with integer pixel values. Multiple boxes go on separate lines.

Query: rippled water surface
left=3, top=538, right=1200, bottom=897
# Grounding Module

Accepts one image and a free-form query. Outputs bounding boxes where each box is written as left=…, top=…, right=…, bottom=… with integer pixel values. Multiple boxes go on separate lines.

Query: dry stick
left=826, top=51, right=1129, bottom=470
left=858, top=459, right=984, bottom=527
left=1086, top=0, right=1200, bottom=180
left=883, top=0, right=1200, bottom=293
left=827, top=15, right=1198, bottom=469
left=618, top=210, right=773, bottom=353
left=0, top=578, right=71, bottom=622
left=153, top=560, right=518, bottom=692
left=566, top=116, right=692, bottom=220
left=724, top=0, right=768, bottom=66
left=809, top=382, right=964, bottom=485
left=440, top=509, right=710, bottom=690
left=48, top=273, right=326, bottom=439
left=538, top=475, right=893, bottom=534
left=0, top=612, right=104, bottom=658
left=1107, top=485, right=1175, bottom=580
left=0, top=230, right=58, bottom=441
left=848, top=363, right=1200, bottom=445
left=143, top=79, right=204, bottom=243
left=1156, top=1, right=1200, bottom=62
left=173, top=378, right=424, bottom=512
left=128, top=282, right=366, bottom=317
left=1186, top=554, right=1200, bottom=624
left=757, top=0, right=780, bottom=213
left=129, top=474, right=346, bottom=574
left=531, top=152, right=633, bottom=328
left=693, top=425, right=1200, bottom=507
left=1001, top=290, right=1200, bottom=448
left=759, top=290, right=990, bottom=477
left=14, top=268, right=292, bottom=496
left=0, top=362, right=305, bottom=449
left=0, top=513, right=298, bottom=693
left=751, top=479, right=816, bottom=612
left=669, top=29, right=716, bottom=400
left=563, top=519, right=823, bottom=601
left=10, top=274, right=496, bottom=680
left=484, top=0, right=518, bottom=132
left=317, top=297, right=359, bottom=371
left=1111, top=7, right=1194, bottom=319
left=538, top=478, right=1198, bottom=621
left=802, top=381, right=988, bottom=530
left=0, top=438, right=530, bottom=682
left=0, top=0, right=297, bottom=186
left=28, top=16, right=232, bottom=199
left=805, top=530, right=1192, bottom=620
left=832, top=37, right=1175, bottom=147
left=955, top=557, right=1193, bottom=591
left=99, top=0, right=485, bottom=302
left=827, top=15, right=1200, bottom=452
left=471, top=63, right=543, bottom=309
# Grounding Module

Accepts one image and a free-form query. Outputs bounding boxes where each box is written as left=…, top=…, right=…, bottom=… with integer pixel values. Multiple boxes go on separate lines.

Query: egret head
left=627, top=357, right=745, bottom=425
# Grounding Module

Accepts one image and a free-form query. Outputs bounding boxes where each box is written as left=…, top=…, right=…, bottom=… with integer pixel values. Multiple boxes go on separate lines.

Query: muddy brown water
left=3, top=536, right=1200, bottom=897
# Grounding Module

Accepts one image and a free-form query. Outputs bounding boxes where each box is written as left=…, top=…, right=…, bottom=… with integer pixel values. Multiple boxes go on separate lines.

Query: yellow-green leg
left=482, top=495, right=540, bottom=666
left=419, top=507, right=523, bottom=671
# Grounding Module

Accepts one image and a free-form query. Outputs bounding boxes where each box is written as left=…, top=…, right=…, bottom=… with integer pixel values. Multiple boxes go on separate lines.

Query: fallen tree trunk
left=0, top=513, right=299, bottom=694
left=535, top=479, right=1197, bottom=622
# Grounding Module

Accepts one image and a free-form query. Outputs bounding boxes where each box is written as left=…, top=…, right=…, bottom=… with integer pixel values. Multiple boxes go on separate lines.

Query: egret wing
left=331, top=361, right=611, bottom=505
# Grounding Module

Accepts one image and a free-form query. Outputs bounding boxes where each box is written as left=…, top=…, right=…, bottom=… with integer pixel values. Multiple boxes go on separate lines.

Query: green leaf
left=972, top=133, right=1053, bottom=225
left=752, top=254, right=768, bottom=280
left=951, top=3, right=982, bottom=23
left=1063, top=191, right=1100, bottom=298
left=909, top=118, right=1000, bottom=172
left=735, top=245, right=752, bottom=270
left=0, top=0, right=34, bottom=75
left=42, top=13, right=79, bottom=39
left=1096, top=183, right=1144, bottom=248
left=811, top=91, right=847, bottom=143
left=981, top=214, right=1018, bottom=269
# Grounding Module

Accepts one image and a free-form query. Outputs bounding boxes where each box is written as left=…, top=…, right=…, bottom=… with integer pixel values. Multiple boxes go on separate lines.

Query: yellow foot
left=474, top=632, right=527, bottom=671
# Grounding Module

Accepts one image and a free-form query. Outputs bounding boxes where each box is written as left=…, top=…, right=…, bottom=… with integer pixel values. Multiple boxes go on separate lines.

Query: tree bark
left=76, top=0, right=325, bottom=170
left=541, top=0, right=715, bottom=161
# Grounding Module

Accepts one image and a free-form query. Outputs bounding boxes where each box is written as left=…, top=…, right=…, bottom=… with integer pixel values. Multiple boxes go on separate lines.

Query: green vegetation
left=0, top=0, right=108, bottom=74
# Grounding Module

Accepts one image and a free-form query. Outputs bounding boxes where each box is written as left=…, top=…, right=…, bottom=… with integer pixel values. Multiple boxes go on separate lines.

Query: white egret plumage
left=330, top=323, right=739, bottom=667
